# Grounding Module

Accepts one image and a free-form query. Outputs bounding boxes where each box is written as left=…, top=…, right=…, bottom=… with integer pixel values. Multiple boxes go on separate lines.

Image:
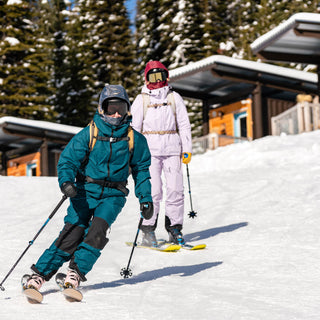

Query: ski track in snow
left=1, top=131, right=320, bottom=319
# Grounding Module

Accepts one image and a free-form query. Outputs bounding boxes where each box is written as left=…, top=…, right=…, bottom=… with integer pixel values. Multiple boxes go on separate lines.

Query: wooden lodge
left=0, top=117, right=81, bottom=177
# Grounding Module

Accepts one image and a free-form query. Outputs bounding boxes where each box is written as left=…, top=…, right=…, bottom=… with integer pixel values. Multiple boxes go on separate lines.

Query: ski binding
left=55, top=273, right=83, bottom=302
left=157, top=239, right=206, bottom=250
left=125, top=241, right=181, bottom=252
left=21, top=274, right=43, bottom=304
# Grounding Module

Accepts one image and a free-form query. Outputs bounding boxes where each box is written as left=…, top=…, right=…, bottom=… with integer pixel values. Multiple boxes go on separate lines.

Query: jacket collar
left=141, top=85, right=171, bottom=99
left=93, top=112, right=131, bottom=137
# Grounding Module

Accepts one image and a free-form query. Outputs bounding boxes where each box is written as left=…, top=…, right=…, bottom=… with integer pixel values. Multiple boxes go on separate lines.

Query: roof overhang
left=0, top=117, right=82, bottom=153
left=250, top=13, right=320, bottom=64
left=169, top=55, right=318, bottom=105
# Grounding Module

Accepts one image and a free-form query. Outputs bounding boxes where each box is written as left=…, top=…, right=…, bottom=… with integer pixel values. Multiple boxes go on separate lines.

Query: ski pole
left=186, top=164, right=197, bottom=218
left=0, top=194, right=68, bottom=291
left=120, top=217, right=143, bottom=279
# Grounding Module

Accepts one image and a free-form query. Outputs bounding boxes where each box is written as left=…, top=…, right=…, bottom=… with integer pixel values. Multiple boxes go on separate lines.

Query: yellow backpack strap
left=88, top=120, right=99, bottom=151
left=128, top=126, right=134, bottom=154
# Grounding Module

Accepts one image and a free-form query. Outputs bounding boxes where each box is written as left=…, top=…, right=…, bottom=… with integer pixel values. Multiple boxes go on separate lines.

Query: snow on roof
left=250, top=12, right=320, bottom=58
left=169, top=55, right=318, bottom=83
left=0, top=116, right=82, bottom=135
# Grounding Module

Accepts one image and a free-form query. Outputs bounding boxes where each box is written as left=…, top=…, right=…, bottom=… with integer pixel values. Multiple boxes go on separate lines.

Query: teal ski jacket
left=57, top=112, right=152, bottom=203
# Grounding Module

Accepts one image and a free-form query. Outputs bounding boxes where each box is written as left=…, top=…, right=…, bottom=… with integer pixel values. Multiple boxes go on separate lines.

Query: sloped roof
left=0, top=116, right=82, bottom=152
left=250, top=12, right=320, bottom=64
left=169, top=55, right=318, bottom=104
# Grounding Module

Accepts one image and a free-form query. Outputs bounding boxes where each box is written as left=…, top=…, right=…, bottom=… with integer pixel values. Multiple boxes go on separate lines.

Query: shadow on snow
left=184, top=222, right=248, bottom=242
left=41, top=223, right=247, bottom=295
left=82, top=261, right=222, bottom=292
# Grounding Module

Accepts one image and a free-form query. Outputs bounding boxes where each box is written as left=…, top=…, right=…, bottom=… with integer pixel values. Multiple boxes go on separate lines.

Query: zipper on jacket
left=99, top=129, right=113, bottom=199
left=107, top=129, right=114, bottom=179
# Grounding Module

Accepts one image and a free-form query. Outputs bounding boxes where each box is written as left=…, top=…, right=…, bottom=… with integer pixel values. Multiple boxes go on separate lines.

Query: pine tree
left=31, top=1, right=56, bottom=118
left=135, top=0, right=164, bottom=87
left=202, top=0, right=220, bottom=56
left=155, top=0, right=179, bottom=68
left=226, top=0, right=320, bottom=60
left=134, top=0, right=206, bottom=137
left=0, top=0, right=55, bottom=120
left=79, top=0, right=136, bottom=100
left=166, top=0, right=205, bottom=68
left=47, top=0, right=71, bottom=123
left=165, top=0, right=206, bottom=137
left=53, top=3, right=96, bottom=126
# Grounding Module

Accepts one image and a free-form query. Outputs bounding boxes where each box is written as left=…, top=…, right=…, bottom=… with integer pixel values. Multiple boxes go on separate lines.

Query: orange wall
left=209, top=99, right=253, bottom=139
left=7, top=152, right=41, bottom=176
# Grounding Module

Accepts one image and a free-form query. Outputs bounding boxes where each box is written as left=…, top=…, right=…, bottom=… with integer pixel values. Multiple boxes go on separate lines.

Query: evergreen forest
left=0, top=0, right=319, bottom=134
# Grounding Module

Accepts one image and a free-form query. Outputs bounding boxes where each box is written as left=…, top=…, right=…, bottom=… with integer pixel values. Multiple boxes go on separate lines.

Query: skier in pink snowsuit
left=131, top=61, right=192, bottom=246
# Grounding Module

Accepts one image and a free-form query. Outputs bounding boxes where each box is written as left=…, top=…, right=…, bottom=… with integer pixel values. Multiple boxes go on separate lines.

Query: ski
left=125, top=241, right=181, bottom=252
left=181, top=243, right=206, bottom=250
left=55, top=273, right=83, bottom=302
left=21, top=274, right=43, bottom=304
left=158, top=239, right=206, bottom=251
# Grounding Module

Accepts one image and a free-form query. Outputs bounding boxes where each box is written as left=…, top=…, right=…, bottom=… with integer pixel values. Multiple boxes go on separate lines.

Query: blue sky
left=125, top=0, right=136, bottom=23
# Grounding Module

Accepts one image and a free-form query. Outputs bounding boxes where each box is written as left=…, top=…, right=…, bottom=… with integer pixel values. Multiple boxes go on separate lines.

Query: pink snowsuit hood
left=144, top=61, right=169, bottom=81
left=144, top=61, right=169, bottom=90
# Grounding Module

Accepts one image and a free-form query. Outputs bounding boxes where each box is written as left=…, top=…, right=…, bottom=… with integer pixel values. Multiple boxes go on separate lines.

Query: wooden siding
left=7, top=152, right=41, bottom=176
left=209, top=99, right=253, bottom=146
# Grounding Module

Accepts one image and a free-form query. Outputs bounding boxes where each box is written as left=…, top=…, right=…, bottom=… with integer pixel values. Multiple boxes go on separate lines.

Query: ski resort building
left=0, top=117, right=81, bottom=176
left=1, top=11, right=320, bottom=178
left=169, top=54, right=318, bottom=149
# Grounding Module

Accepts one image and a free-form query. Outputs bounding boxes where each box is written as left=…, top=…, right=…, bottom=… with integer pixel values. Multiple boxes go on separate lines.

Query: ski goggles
left=147, top=69, right=168, bottom=83
left=103, top=99, right=128, bottom=116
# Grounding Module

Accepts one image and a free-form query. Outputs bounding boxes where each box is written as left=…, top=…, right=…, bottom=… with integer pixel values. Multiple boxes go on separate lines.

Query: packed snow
left=1, top=131, right=320, bottom=319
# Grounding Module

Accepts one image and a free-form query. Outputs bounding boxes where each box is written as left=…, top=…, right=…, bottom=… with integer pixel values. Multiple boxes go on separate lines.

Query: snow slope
left=1, top=131, right=320, bottom=320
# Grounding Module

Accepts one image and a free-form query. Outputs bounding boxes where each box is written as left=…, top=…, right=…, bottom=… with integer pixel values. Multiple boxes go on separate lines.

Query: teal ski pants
left=32, top=195, right=126, bottom=281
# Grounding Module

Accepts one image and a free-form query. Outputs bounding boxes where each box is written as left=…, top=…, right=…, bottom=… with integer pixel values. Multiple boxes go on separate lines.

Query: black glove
left=61, top=182, right=77, bottom=198
left=140, top=202, right=153, bottom=220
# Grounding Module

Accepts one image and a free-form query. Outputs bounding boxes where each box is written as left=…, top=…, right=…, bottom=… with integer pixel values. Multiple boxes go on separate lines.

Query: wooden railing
left=192, top=133, right=218, bottom=154
left=192, top=133, right=250, bottom=154
left=271, top=102, right=320, bottom=135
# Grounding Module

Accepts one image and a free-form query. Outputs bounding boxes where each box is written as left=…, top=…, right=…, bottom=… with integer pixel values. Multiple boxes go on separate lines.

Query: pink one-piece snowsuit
left=131, top=84, right=192, bottom=231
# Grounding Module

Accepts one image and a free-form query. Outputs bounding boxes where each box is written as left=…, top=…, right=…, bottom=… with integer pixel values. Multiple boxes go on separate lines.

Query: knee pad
left=55, top=223, right=85, bottom=254
left=84, top=217, right=109, bottom=250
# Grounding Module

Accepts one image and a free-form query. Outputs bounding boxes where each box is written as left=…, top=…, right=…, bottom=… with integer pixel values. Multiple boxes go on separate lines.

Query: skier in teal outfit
left=23, top=85, right=153, bottom=291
